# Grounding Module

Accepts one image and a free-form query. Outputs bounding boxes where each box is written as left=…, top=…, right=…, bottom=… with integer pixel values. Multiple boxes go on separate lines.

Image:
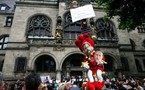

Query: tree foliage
left=97, top=0, right=145, bottom=30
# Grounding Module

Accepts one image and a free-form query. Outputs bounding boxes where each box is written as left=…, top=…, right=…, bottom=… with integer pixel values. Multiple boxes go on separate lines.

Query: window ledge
left=28, top=36, right=55, bottom=39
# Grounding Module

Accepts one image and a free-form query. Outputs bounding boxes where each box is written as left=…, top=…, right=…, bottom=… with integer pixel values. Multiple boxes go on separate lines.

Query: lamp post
left=82, top=68, right=87, bottom=81
left=82, top=68, right=88, bottom=90
left=115, top=66, right=123, bottom=79
left=66, top=63, right=71, bottom=78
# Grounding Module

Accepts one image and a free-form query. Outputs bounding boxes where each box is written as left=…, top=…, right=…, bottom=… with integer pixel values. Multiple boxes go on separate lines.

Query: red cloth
left=87, top=81, right=95, bottom=90
left=87, top=81, right=104, bottom=90
left=74, top=33, right=94, bottom=52
left=94, top=81, right=105, bottom=90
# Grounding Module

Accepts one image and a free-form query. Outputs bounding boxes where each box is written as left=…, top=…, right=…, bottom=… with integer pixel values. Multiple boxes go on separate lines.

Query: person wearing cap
left=75, top=33, right=107, bottom=90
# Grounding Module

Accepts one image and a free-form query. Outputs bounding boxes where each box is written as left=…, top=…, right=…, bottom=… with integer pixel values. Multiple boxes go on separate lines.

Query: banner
left=70, top=4, right=95, bottom=22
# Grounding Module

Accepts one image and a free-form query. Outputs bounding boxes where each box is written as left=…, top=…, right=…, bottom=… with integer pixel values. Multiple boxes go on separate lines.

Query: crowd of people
left=0, top=72, right=145, bottom=90
left=0, top=34, right=144, bottom=90
left=0, top=33, right=145, bottom=90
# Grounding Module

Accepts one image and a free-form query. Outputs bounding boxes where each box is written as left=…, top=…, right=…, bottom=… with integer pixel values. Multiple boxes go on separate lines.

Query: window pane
left=8, top=18, right=12, bottom=21
left=64, top=32, right=69, bottom=39
left=0, top=36, right=9, bottom=49
left=6, top=23, right=12, bottom=27
left=3, top=44, right=7, bottom=49
left=5, top=37, right=9, bottom=42
left=71, top=33, right=75, bottom=39
left=0, top=44, right=2, bottom=49
left=1, top=6, right=6, bottom=10
left=28, top=15, right=51, bottom=37
left=0, top=39, right=3, bottom=42
left=50, top=61, right=54, bottom=65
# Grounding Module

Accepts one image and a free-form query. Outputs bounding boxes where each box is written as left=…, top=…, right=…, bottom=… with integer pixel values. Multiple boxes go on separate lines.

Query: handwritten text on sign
left=70, top=4, right=95, bottom=22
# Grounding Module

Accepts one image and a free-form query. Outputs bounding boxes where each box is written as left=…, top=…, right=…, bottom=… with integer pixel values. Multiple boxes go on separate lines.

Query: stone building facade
left=0, top=0, right=145, bottom=81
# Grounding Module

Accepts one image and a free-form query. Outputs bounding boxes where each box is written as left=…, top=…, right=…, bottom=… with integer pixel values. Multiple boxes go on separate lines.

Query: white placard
left=70, top=4, right=95, bottom=22
left=40, top=75, right=51, bottom=83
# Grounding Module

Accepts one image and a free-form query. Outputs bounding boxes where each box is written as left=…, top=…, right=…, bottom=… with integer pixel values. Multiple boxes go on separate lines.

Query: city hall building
left=0, top=0, right=145, bottom=81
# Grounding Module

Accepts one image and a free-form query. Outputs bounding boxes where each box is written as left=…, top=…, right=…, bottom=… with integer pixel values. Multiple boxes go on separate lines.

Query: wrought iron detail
left=53, top=45, right=65, bottom=51
left=64, top=11, right=73, bottom=24
left=27, top=15, right=52, bottom=37
left=137, top=23, right=145, bottom=33
left=63, top=11, right=82, bottom=39
left=28, top=40, right=55, bottom=45
left=95, top=18, right=118, bottom=41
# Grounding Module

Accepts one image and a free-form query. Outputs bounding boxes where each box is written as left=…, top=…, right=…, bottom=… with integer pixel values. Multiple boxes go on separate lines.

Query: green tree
left=97, top=0, right=145, bottom=30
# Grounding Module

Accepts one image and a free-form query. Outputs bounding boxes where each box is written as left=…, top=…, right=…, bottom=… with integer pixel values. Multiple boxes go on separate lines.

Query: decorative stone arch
left=60, top=51, right=85, bottom=77
left=0, top=58, right=4, bottom=71
left=60, top=51, right=84, bottom=70
left=25, top=13, right=52, bottom=38
left=103, top=52, right=121, bottom=71
left=120, top=56, right=129, bottom=71
left=95, top=17, right=118, bottom=41
left=135, top=59, right=143, bottom=72
left=130, top=39, right=136, bottom=50
left=142, top=39, right=145, bottom=47
left=63, top=11, right=90, bottom=39
left=30, top=52, right=58, bottom=70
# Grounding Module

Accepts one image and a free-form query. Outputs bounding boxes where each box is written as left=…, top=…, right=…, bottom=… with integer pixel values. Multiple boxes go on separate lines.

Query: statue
left=74, top=33, right=107, bottom=90
left=55, top=16, right=63, bottom=43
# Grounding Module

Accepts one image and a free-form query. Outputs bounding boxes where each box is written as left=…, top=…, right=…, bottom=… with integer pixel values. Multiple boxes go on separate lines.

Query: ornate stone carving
left=55, top=16, right=63, bottom=43
left=53, top=45, right=65, bottom=51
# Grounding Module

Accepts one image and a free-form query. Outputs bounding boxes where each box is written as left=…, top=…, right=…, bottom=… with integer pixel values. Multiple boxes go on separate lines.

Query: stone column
left=56, top=70, right=61, bottom=81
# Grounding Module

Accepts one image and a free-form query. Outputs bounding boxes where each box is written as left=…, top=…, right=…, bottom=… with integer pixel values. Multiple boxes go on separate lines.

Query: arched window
left=0, top=60, right=4, bottom=71
left=0, top=35, right=9, bottom=49
left=35, top=55, right=56, bottom=72
left=143, top=59, right=145, bottom=68
left=62, top=53, right=84, bottom=76
left=62, top=53, right=84, bottom=67
left=27, top=15, right=52, bottom=38
left=63, top=11, right=82, bottom=39
left=104, top=55, right=114, bottom=71
left=121, top=57, right=129, bottom=71
left=95, top=18, right=118, bottom=41
left=130, top=39, right=136, bottom=50
left=135, top=59, right=142, bottom=72
left=137, top=23, right=145, bottom=33
left=142, top=40, right=145, bottom=47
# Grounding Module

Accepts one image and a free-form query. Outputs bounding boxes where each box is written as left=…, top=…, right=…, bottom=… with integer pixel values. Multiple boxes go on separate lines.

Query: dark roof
left=0, top=0, right=16, bottom=12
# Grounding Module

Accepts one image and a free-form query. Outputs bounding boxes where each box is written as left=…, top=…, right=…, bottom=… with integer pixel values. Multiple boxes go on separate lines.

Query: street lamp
left=115, top=66, right=123, bottom=78
left=82, top=68, right=87, bottom=81
left=82, top=68, right=88, bottom=90
left=66, top=62, right=71, bottom=78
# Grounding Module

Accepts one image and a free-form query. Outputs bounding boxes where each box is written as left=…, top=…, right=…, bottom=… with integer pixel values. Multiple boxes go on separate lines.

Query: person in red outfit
left=75, top=33, right=107, bottom=90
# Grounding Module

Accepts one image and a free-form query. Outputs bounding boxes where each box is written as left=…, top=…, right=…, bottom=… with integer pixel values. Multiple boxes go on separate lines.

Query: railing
left=16, top=0, right=59, bottom=4
left=16, top=0, right=58, bottom=2
left=27, top=37, right=76, bottom=46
